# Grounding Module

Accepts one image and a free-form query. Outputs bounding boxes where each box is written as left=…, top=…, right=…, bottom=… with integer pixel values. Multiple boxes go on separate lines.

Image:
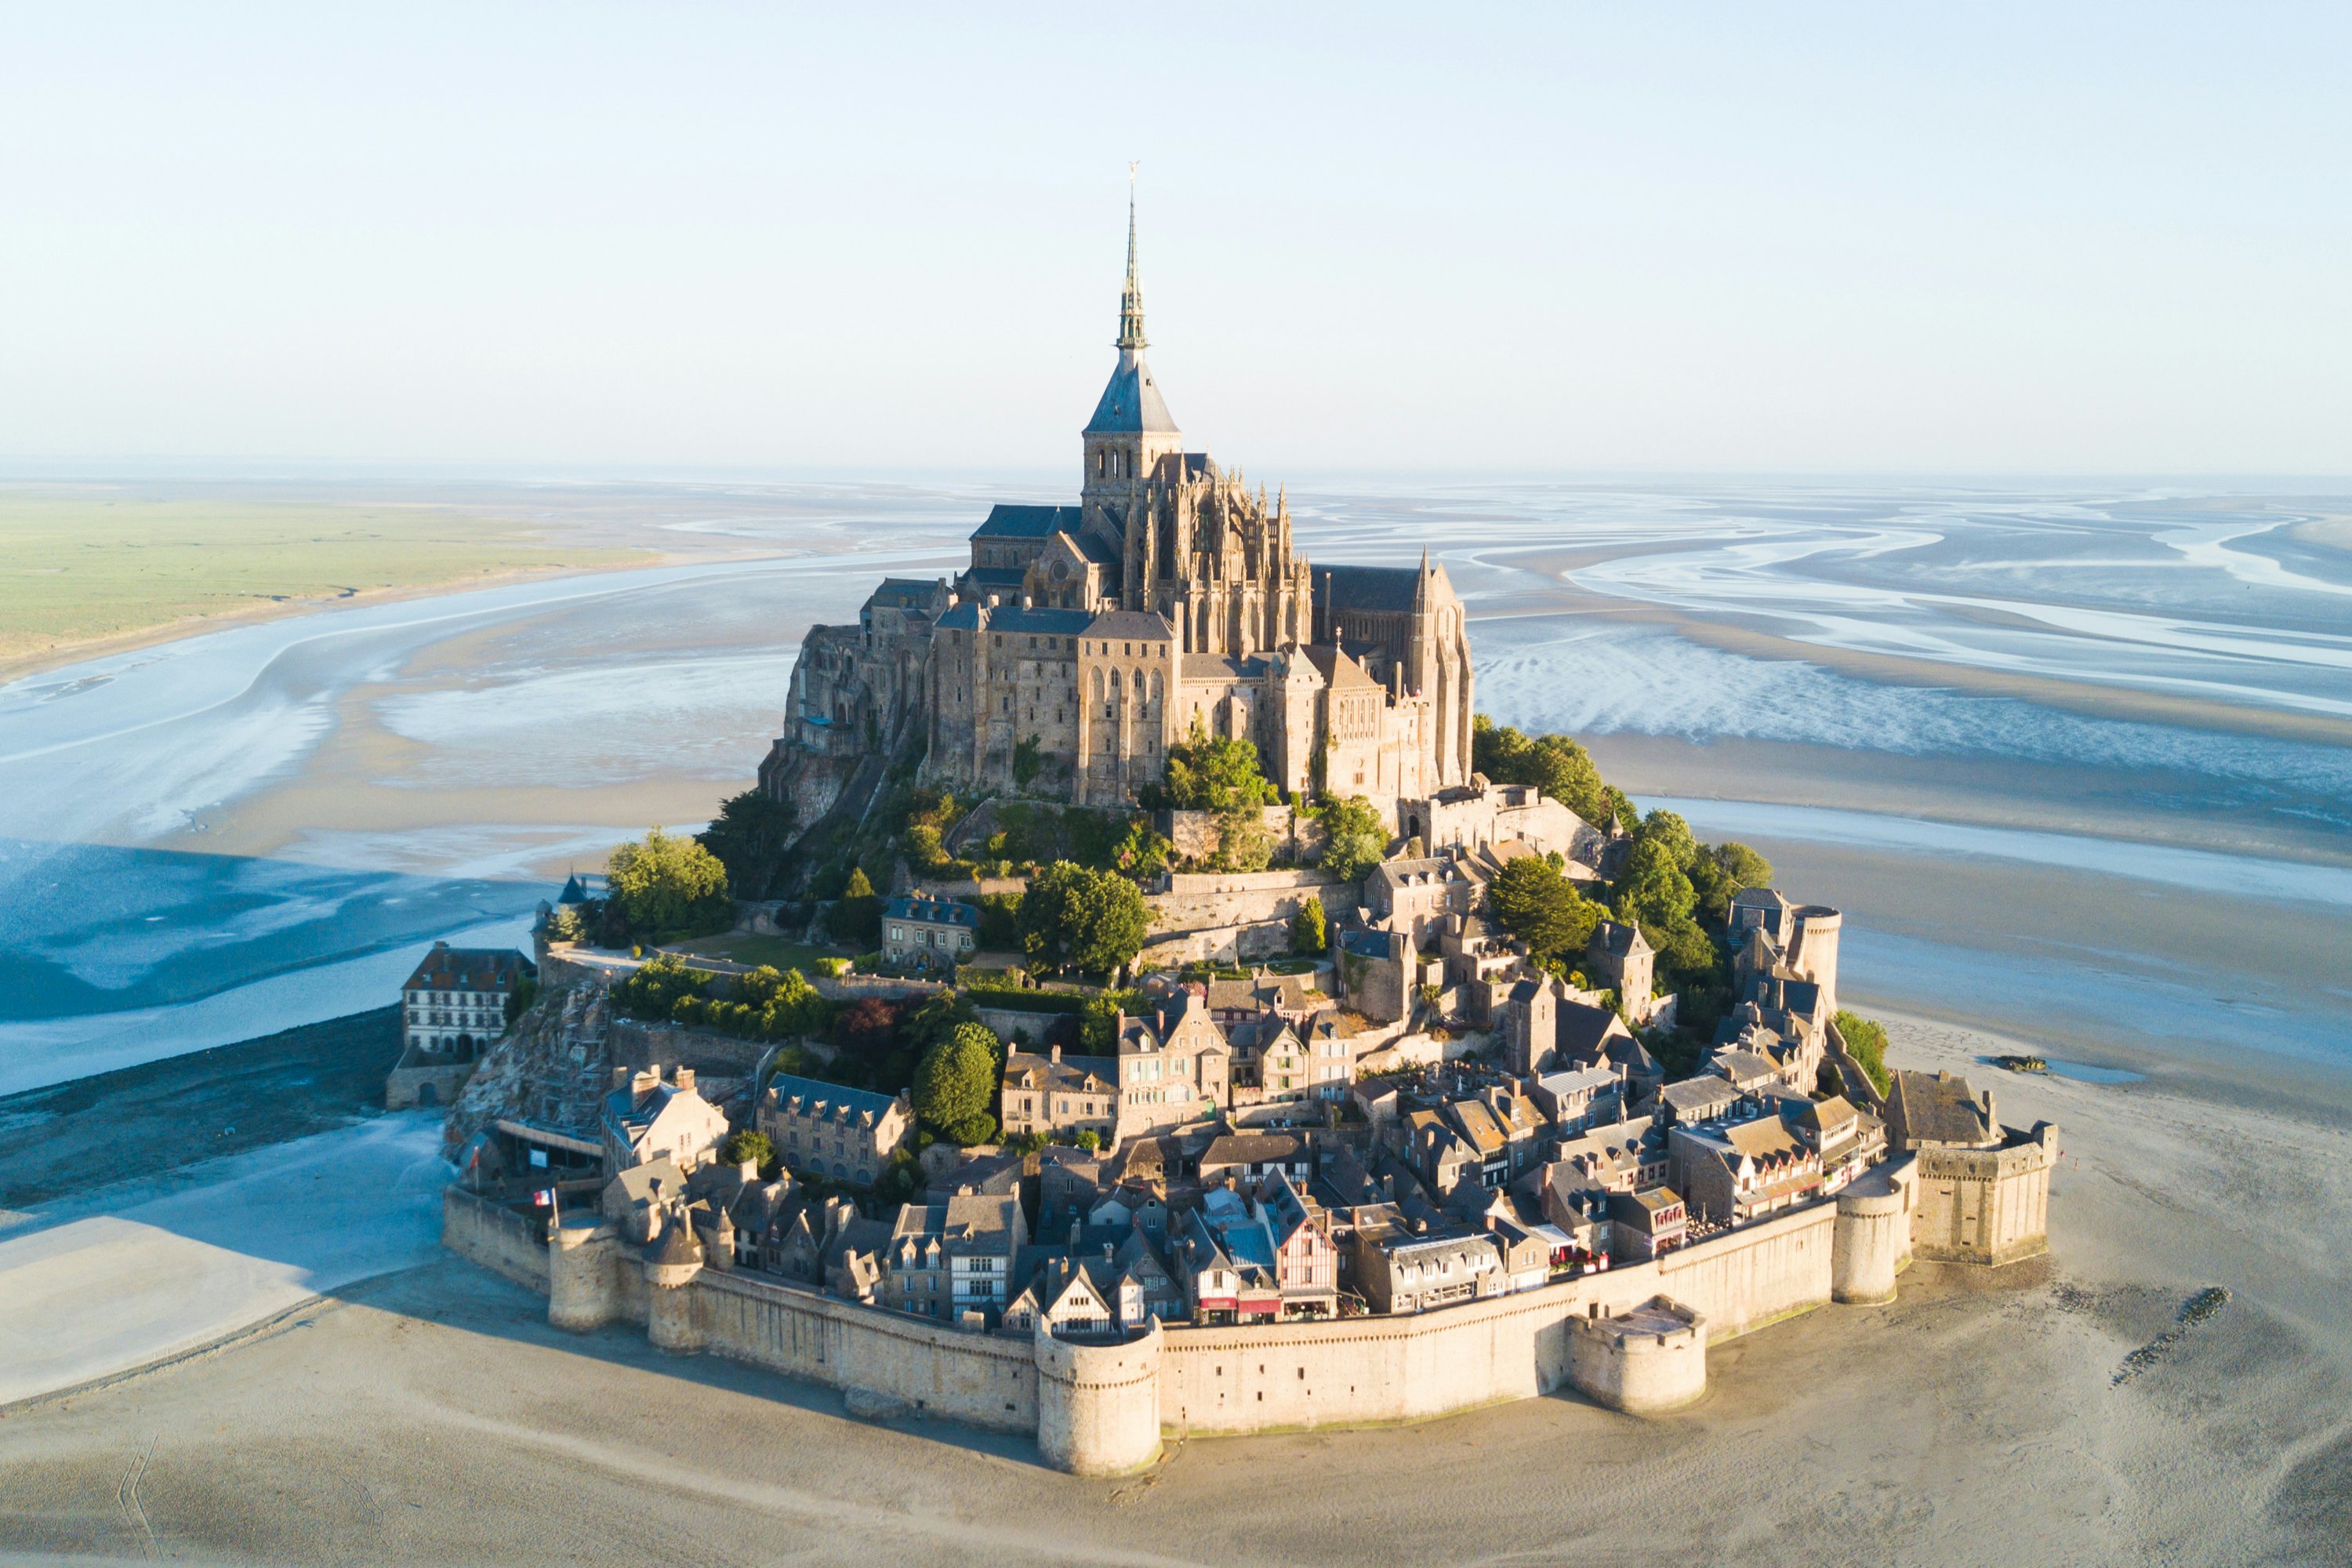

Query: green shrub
left=1835, top=1010, right=1893, bottom=1096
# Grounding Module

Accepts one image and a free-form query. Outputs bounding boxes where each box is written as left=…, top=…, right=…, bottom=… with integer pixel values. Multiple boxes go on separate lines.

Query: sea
left=3, top=477, right=2347, bottom=1098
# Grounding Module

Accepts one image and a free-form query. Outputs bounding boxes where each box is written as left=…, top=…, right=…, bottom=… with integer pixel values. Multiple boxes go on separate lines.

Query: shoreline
left=0, top=550, right=733, bottom=691
left=2, top=1007, right=2345, bottom=1563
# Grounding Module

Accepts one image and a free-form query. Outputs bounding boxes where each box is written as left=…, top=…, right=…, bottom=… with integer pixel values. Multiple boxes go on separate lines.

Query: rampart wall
left=442, top=1188, right=550, bottom=1291
left=440, top=1182, right=1857, bottom=1473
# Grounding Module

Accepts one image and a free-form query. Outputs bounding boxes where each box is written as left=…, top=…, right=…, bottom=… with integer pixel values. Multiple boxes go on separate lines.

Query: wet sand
left=0, top=1007, right=401, bottom=1217
left=3, top=1014, right=2349, bottom=1566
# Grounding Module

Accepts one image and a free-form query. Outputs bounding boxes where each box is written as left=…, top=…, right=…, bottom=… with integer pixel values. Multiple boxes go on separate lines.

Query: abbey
left=761, top=204, right=1475, bottom=822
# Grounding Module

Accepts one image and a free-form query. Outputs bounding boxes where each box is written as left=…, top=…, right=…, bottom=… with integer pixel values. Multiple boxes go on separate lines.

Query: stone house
left=757, top=1073, right=916, bottom=1186
left=1000, top=1046, right=1119, bottom=1142
left=1668, top=1116, right=1825, bottom=1225
left=881, top=894, right=979, bottom=970
left=883, top=1194, right=1028, bottom=1322
left=1356, top=1226, right=1504, bottom=1315
left=1197, top=1131, right=1312, bottom=1189
left=1584, top=920, right=1656, bottom=1017
left=1256, top=1170, right=1339, bottom=1319
left=390, top=942, right=535, bottom=1110
left=1114, top=993, right=1232, bottom=1139
left=600, top=1067, right=731, bottom=1176
left=1530, top=1065, right=1623, bottom=1133
left=1607, top=1187, right=1688, bottom=1259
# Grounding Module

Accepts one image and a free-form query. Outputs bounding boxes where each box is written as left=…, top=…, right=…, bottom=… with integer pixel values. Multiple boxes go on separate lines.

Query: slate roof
left=972, top=503, right=1084, bottom=539
left=1889, top=1070, right=1998, bottom=1148
left=935, top=602, right=1097, bottom=636
left=405, top=944, right=533, bottom=993
left=1555, top=1000, right=1632, bottom=1062
left=765, top=1073, right=904, bottom=1127
left=1086, top=354, right=1179, bottom=434
left=1316, top=564, right=1425, bottom=615
left=1302, top=644, right=1382, bottom=690
left=1182, top=652, right=1272, bottom=681
left=1004, top=1051, right=1120, bottom=1094
left=1084, top=609, right=1176, bottom=641
left=884, top=895, right=978, bottom=927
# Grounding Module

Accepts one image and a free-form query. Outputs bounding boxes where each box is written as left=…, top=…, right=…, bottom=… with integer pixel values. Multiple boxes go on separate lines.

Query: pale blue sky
left=3, top=3, right=2347, bottom=474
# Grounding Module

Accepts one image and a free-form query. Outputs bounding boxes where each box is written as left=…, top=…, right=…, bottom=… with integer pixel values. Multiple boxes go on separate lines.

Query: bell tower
left=1082, top=172, right=1183, bottom=540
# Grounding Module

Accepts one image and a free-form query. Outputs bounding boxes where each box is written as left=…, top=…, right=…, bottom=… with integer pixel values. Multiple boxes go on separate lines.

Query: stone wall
left=1148, top=866, right=1348, bottom=943
left=445, top=1178, right=1896, bottom=1474
left=1912, top=1124, right=2058, bottom=1265
left=611, top=1018, right=771, bottom=1076
left=1153, top=1202, right=1833, bottom=1435
left=694, top=1270, right=1044, bottom=1434
left=442, top=1187, right=550, bottom=1292
left=1158, top=807, right=1324, bottom=867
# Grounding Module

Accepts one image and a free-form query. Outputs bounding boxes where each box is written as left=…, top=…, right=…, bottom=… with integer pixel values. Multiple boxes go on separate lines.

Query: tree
left=900, top=987, right=979, bottom=1059
left=1315, top=794, right=1388, bottom=882
left=1689, top=841, right=1773, bottom=924
left=1073, top=1129, right=1102, bottom=1152
left=1012, top=734, right=1045, bottom=787
left=1487, top=856, right=1599, bottom=962
left=1290, top=896, right=1329, bottom=956
left=1080, top=989, right=1145, bottom=1052
left=607, top=827, right=733, bottom=939
left=830, top=866, right=884, bottom=946
left=697, top=789, right=797, bottom=901
left=1018, top=861, right=1150, bottom=977
left=1145, top=721, right=1274, bottom=813
left=738, top=964, right=830, bottom=1038
left=1112, top=818, right=1174, bottom=880
left=914, top=1022, right=1000, bottom=1145
left=830, top=996, right=902, bottom=1063
left=721, top=1129, right=774, bottom=1172
left=1471, top=715, right=1609, bottom=824
left=1635, top=809, right=1697, bottom=873
left=975, top=891, right=1023, bottom=950
left=1617, top=837, right=1697, bottom=930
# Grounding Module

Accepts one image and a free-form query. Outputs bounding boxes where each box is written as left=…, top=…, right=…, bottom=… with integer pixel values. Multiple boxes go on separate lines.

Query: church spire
left=1117, top=162, right=1147, bottom=350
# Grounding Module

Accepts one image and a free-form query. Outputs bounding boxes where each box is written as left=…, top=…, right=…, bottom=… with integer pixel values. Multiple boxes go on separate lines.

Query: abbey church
left=760, top=202, right=1475, bottom=825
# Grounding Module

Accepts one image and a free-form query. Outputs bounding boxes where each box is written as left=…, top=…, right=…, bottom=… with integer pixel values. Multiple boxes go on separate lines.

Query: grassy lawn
left=669, top=931, right=844, bottom=972
left=0, top=493, right=639, bottom=664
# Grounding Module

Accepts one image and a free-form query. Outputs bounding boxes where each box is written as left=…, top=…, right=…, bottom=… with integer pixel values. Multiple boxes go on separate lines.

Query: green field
left=0, top=494, right=639, bottom=666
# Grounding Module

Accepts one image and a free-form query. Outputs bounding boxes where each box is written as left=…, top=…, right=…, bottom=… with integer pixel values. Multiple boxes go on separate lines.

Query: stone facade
left=760, top=203, right=1474, bottom=829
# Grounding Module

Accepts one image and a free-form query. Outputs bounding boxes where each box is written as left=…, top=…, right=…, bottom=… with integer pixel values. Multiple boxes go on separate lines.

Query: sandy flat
left=3, top=1018, right=2349, bottom=1566
left=0, top=1114, right=448, bottom=1406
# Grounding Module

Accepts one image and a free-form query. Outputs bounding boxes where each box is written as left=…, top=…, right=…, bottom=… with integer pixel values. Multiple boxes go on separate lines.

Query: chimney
left=674, top=1066, right=696, bottom=1095
left=610, top=1065, right=632, bottom=1090
left=1049, top=1043, right=1062, bottom=1064
left=633, top=1069, right=659, bottom=1096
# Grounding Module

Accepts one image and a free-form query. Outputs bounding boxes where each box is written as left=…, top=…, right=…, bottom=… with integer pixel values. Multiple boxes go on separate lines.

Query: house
left=1545, top=1116, right=1671, bottom=1196
left=1555, top=999, right=1641, bottom=1081
left=882, top=1194, right=1028, bottom=1321
left=1886, top=1069, right=2001, bottom=1152
left=1356, top=1225, right=1504, bottom=1315
left=600, top=1066, right=731, bottom=1176
left=1584, top=920, right=1657, bottom=1020
left=1530, top=1065, right=1622, bottom=1133
left=1198, top=1131, right=1312, bottom=1189
left=882, top=895, right=979, bottom=971
left=1175, top=1192, right=1285, bottom=1324
left=390, top=942, right=535, bottom=1109
left=1399, top=1109, right=1479, bottom=1199
left=1000, top=1046, right=1120, bottom=1142
left=1607, top=1187, right=1688, bottom=1258
left=1114, top=993, right=1232, bottom=1139
left=1657, top=1074, right=1749, bottom=1130
left=1787, top=1093, right=1884, bottom=1192
left=757, top=1072, right=916, bottom=1186
left=1256, top=1170, right=1340, bottom=1319
left=1491, top=973, right=1561, bottom=1076
left=1669, top=1116, right=1825, bottom=1225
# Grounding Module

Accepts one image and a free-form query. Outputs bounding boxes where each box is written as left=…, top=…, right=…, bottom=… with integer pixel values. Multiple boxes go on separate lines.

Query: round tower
left=1831, top=1154, right=1916, bottom=1305
left=644, top=1217, right=706, bottom=1352
left=1033, top=1318, right=1163, bottom=1476
left=547, top=1215, right=619, bottom=1333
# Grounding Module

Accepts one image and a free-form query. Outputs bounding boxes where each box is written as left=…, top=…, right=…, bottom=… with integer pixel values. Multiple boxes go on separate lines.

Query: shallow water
left=2, top=476, right=2347, bottom=1088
